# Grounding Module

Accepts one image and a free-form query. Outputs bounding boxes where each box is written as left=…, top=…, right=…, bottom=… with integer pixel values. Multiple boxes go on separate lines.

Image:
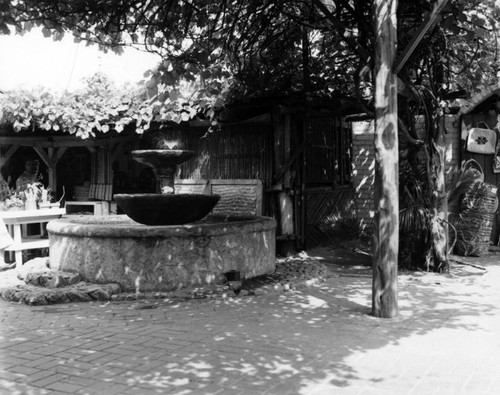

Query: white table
left=0, top=208, right=66, bottom=266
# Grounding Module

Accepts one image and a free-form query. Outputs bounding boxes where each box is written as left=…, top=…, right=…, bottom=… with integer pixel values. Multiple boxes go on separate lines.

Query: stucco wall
left=351, top=120, right=376, bottom=233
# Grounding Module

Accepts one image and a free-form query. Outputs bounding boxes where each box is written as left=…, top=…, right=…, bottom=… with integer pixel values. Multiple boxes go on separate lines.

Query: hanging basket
left=453, top=181, right=498, bottom=257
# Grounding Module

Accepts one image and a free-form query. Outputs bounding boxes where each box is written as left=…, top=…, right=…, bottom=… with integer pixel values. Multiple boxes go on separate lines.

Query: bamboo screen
left=161, top=122, right=274, bottom=187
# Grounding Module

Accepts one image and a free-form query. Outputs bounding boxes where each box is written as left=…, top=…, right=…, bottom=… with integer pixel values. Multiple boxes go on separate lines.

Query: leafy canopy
left=0, top=73, right=155, bottom=138
left=1, top=0, right=499, bottom=136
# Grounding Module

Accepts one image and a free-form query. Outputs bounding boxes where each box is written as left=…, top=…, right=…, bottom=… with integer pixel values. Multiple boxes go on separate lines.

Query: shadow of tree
left=0, top=248, right=499, bottom=394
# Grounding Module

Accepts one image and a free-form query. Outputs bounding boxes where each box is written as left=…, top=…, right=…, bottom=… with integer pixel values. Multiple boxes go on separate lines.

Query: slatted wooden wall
left=160, top=122, right=274, bottom=188
left=156, top=113, right=355, bottom=248
left=304, top=117, right=351, bottom=185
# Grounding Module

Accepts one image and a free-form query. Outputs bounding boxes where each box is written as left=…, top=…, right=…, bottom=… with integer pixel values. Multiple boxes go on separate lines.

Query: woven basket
left=454, top=181, right=498, bottom=257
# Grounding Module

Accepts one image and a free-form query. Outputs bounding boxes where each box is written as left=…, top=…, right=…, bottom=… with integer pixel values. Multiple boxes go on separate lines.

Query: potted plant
left=3, top=191, right=24, bottom=211
left=38, top=185, right=59, bottom=209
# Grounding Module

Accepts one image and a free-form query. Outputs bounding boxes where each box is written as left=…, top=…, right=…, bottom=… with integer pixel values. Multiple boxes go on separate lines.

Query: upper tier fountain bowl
left=114, top=149, right=220, bottom=225
left=131, top=149, right=196, bottom=170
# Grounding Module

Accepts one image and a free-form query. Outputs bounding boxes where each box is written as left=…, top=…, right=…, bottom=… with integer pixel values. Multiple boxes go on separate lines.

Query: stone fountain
left=114, top=149, right=220, bottom=225
left=46, top=146, right=276, bottom=292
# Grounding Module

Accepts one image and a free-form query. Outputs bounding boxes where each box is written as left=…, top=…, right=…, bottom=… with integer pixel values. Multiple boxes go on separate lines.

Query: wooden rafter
left=0, top=144, right=20, bottom=169
left=32, top=146, right=51, bottom=168
left=394, top=0, right=450, bottom=74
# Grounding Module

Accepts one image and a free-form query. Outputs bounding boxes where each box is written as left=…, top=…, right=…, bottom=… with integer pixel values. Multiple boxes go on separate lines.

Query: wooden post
left=280, top=113, right=295, bottom=236
left=47, top=147, right=56, bottom=192
left=32, top=146, right=67, bottom=192
left=372, top=0, right=399, bottom=318
left=272, top=107, right=297, bottom=253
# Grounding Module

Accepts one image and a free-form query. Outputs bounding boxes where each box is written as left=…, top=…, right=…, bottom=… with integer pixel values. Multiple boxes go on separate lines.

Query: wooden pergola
left=0, top=0, right=452, bottom=318
left=0, top=134, right=136, bottom=193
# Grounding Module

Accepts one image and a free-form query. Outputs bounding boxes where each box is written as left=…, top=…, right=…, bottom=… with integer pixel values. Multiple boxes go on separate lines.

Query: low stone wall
left=47, top=214, right=276, bottom=292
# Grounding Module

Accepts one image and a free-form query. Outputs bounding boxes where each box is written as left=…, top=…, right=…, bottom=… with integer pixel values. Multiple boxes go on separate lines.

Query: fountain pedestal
left=130, top=149, right=196, bottom=193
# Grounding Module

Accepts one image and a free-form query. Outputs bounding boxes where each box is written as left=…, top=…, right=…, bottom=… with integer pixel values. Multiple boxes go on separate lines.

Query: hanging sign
left=466, top=122, right=497, bottom=155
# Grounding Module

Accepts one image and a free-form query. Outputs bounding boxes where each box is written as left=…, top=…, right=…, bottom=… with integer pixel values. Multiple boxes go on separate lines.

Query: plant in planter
left=38, top=185, right=58, bottom=208
left=3, top=191, right=24, bottom=211
left=0, top=177, right=10, bottom=205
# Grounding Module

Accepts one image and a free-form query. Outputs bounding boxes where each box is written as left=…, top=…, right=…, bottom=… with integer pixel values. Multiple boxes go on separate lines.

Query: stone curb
left=111, top=260, right=328, bottom=302
left=0, top=260, right=328, bottom=306
left=0, top=282, right=122, bottom=306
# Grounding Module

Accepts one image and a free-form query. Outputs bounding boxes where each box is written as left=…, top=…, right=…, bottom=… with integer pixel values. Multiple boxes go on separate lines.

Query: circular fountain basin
left=114, top=193, right=221, bottom=225
left=47, top=215, right=276, bottom=292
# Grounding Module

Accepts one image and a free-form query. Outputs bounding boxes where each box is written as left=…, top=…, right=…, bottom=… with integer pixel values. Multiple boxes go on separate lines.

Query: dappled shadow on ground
left=0, top=248, right=499, bottom=394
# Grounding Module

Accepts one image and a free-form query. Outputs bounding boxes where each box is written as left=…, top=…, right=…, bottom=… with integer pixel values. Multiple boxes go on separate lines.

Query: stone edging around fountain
left=0, top=257, right=328, bottom=306
left=47, top=214, right=277, bottom=292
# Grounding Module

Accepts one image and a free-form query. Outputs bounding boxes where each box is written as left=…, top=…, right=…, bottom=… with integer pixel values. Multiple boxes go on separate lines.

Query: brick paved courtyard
left=1, top=249, right=499, bottom=394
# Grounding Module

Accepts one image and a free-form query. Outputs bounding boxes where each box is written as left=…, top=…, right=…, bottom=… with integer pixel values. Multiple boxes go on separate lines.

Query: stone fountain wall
left=47, top=215, right=276, bottom=292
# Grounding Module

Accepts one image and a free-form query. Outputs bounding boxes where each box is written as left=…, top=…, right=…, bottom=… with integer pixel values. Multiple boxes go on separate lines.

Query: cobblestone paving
left=1, top=248, right=499, bottom=394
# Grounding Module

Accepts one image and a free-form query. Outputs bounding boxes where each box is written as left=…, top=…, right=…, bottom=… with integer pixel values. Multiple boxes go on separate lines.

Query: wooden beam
left=0, top=134, right=137, bottom=148
left=28, top=145, right=67, bottom=192
left=372, top=0, right=399, bottom=319
left=394, top=0, right=450, bottom=74
left=52, top=147, right=68, bottom=166
left=32, top=146, right=51, bottom=168
left=0, top=144, right=20, bottom=169
left=0, top=135, right=76, bottom=147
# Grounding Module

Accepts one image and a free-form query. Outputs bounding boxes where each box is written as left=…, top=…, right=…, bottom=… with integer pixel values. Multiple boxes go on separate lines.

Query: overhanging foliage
left=1, top=1, right=499, bottom=140
left=0, top=73, right=153, bottom=138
